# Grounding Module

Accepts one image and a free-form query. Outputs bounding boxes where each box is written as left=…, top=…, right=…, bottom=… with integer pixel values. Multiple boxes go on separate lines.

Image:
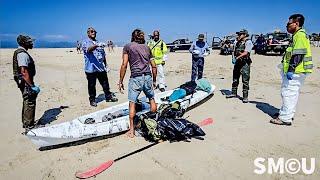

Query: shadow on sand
left=220, top=89, right=279, bottom=118
left=248, top=101, right=279, bottom=118
left=38, top=106, right=69, bottom=125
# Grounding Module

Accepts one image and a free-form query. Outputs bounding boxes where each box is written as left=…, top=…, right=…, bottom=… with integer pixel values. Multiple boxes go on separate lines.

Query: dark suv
left=166, top=38, right=193, bottom=52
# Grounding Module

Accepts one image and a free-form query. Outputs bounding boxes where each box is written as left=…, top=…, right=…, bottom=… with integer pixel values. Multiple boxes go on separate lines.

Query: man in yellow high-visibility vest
left=270, top=14, right=313, bottom=126
left=147, top=30, right=168, bottom=92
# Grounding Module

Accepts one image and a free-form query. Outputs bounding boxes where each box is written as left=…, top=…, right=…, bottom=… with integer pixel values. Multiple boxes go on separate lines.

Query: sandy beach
left=0, top=47, right=319, bottom=180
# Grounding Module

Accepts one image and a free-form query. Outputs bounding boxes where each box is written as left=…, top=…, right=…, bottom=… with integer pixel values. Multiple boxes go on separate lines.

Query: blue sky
left=0, top=0, right=319, bottom=43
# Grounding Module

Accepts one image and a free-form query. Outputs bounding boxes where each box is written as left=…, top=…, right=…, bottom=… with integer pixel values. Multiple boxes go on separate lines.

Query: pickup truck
left=166, top=38, right=193, bottom=52
left=252, top=32, right=290, bottom=55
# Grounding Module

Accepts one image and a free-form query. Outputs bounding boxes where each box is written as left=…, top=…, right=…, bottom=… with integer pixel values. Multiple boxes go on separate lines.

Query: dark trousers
left=232, top=62, right=250, bottom=97
left=191, top=57, right=204, bottom=81
left=85, top=71, right=111, bottom=102
left=19, top=83, right=37, bottom=128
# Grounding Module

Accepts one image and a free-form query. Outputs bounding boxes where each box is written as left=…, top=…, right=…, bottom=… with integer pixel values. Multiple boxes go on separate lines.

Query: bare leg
left=126, top=102, right=136, bottom=138
left=149, top=99, right=157, bottom=113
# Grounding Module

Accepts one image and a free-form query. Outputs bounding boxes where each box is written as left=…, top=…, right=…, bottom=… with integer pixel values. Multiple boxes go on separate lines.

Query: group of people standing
left=13, top=14, right=313, bottom=136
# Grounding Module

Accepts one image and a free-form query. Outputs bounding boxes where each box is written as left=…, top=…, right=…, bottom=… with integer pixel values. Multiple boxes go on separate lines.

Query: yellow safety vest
left=283, top=28, right=313, bottom=74
left=148, top=39, right=168, bottom=65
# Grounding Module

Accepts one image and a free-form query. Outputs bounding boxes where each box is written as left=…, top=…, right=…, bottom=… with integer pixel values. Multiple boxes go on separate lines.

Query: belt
left=131, top=72, right=151, bottom=78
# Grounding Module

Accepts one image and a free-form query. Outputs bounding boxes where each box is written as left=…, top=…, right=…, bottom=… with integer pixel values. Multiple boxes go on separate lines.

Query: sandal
left=270, top=118, right=292, bottom=126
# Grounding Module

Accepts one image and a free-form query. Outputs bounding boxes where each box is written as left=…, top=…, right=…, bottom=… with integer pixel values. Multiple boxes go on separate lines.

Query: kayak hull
left=27, top=84, right=215, bottom=148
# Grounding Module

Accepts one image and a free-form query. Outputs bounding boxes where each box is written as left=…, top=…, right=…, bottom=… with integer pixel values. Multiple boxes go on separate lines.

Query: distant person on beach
left=147, top=30, right=168, bottom=92
left=226, top=29, right=253, bottom=103
left=107, top=40, right=111, bottom=52
left=107, top=40, right=115, bottom=53
left=110, top=40, right=114, bottom=52
left=189, top=34, right=210, bottom=81
left=82, top=27, right=118, bottom=107
left=118, top=29, right=157, bottom=138
left=270, top=14, right=313, bottom=126
left=76, top=40, right=82, bottom=54
left=13, top=35, right=40, bottom=132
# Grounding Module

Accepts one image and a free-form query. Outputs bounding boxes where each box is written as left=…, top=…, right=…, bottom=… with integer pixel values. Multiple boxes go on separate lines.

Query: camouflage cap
left=198, top=33, right=205, bottom=40
left=236, top=29, right=249, bottom=36
left=17, top=35, right=34, bottom=46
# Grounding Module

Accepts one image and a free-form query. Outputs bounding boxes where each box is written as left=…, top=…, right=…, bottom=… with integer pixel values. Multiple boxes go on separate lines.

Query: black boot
left=226, top=89, right=237, bottom=98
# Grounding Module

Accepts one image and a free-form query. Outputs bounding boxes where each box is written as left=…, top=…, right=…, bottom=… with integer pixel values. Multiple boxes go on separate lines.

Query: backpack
left=158, top=101, right=185, bottom=119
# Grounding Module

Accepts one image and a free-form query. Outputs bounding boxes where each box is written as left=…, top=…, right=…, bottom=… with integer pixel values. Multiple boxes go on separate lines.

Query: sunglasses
left=88, top=30, right=97, bottom=34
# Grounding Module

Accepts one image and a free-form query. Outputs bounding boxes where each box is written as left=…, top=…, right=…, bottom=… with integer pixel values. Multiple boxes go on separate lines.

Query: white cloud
left=42, top=34, right=69, bottom=40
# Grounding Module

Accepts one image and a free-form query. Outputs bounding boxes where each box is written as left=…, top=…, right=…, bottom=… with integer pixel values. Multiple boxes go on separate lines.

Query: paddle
left=75, top=118, right=214, bottom=179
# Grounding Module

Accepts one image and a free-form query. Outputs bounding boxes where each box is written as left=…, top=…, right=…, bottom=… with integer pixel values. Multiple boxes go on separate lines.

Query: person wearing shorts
left=119, top=29, right=157, bottom=138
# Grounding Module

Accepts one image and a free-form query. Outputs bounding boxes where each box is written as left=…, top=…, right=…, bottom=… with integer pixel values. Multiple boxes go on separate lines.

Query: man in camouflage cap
left=13, top=35, right=40, bottom=132
left=226, top=29, right=253, bottom=103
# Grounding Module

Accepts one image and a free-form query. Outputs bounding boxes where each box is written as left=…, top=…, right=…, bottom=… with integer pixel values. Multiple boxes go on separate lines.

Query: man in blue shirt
left=189, top=34, right=210, bottom=81
left=82, top=27, right=118, bottom=107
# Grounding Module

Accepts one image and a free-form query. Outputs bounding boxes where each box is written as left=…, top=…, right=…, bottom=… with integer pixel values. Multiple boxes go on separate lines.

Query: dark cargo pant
left=19, top=83, right=37, bottom=128
left=232, top=61, right=250, bottom=98
left=191, top=57, right=204, bottom=81
left=85, top=71, right=112, bottom=102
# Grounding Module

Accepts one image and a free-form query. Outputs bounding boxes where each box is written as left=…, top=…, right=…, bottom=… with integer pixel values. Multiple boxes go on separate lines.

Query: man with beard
left=13, top=35, right=40, bottom=131
left=118, top=29, right=157, bottom=138
left=82, top=27, right=118, bottom=107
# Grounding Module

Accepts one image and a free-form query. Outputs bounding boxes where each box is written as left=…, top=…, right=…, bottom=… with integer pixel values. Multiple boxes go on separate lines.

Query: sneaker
left=226, top=94, right=237, bottom=98
left=273, top=112, right=294, bottom=121
left=270, top=118, right=292, bottom=126
left=242, top=98, right=249, bottom=103
left=90, top=101, right=97, bottom=107
left=106, top=94, right=118, bottom=102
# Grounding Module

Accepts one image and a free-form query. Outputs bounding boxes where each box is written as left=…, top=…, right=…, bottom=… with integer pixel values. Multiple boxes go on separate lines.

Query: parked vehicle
left=252, top=32, right=290, bottom=55
left=167, top=38, right=193, bottom=52
left=219, top=35, right=236, bottom=55
left=212, top=37, right=222, bottom=50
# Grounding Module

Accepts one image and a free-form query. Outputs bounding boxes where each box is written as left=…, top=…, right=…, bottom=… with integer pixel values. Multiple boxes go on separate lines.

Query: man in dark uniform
left=226, top=29, right=253, bottom=103
left=13, top=35, right=40, bottom=131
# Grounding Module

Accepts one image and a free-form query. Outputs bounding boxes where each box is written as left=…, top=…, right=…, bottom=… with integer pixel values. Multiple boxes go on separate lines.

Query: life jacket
left=12, top=48, right=36, bottom=86
left=234, top=39, right=252, bottom=64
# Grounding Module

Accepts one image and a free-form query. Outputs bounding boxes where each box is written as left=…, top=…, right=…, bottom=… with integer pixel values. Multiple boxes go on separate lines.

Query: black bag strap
left=151, top=40, right=163, bottom=51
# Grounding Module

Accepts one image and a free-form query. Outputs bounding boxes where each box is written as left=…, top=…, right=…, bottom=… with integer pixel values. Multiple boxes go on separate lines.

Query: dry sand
left=0, top=47, right=319, bottom=180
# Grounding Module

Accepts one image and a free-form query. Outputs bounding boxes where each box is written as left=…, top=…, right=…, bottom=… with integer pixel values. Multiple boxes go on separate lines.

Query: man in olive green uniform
left=13, top=35, right=40, bottom=131
left=270, top=14, right=313, bottom=126
left=226, top=29, right=253, bottom=103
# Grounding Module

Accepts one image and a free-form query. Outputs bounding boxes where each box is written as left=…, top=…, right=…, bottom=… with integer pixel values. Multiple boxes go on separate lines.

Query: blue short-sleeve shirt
left=82, top=38, right=106, bottom=73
